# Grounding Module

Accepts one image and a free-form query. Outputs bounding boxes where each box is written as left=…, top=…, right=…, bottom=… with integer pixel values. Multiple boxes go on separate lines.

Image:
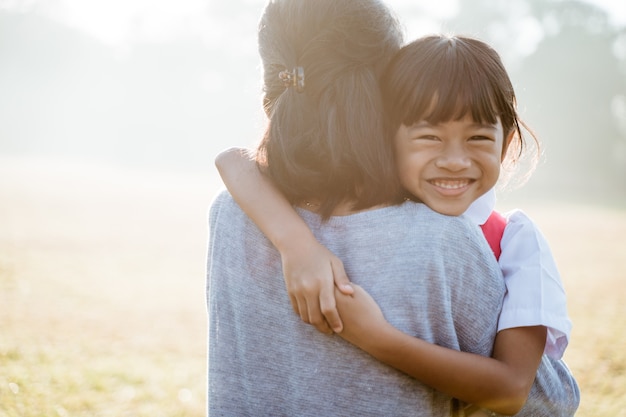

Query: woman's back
left=207, top=192, right=504, bottom=416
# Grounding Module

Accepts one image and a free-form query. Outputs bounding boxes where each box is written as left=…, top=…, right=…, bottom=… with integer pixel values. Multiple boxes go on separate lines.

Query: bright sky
left=2, top=0, right=624, bottom=48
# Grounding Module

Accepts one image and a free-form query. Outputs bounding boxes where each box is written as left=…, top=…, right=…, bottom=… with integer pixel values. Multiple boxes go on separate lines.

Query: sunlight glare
left=4, top=0, right=624, bottom=50
left=40, top=0, right=209, bottom=46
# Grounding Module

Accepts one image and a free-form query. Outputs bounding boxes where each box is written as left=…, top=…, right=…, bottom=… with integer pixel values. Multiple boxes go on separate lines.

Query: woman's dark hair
left=381, top=35, right=539, bottom=183
left=255, top=0, right=404, bottom=218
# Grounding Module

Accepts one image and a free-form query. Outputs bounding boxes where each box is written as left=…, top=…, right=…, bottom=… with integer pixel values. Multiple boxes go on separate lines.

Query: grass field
left=1, top=157, right=625, bottom=416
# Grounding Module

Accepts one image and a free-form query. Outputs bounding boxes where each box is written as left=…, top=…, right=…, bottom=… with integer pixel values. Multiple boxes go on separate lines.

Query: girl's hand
left=215, top=148, right=354, bottom=334
left=334, top=284, right=389, bottom=348
left=281, top=240, right=353, bottom=334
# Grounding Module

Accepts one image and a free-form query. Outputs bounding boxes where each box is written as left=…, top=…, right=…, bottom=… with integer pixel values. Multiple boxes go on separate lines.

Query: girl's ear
left=501, top=129, right=516, bottom=162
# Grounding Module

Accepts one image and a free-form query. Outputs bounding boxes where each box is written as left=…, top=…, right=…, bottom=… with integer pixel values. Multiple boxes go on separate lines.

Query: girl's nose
left=434, top=146, right=471, bottom=171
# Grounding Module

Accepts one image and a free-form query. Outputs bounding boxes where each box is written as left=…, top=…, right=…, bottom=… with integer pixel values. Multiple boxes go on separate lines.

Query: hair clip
left=278, top=66, right=305, bottom=93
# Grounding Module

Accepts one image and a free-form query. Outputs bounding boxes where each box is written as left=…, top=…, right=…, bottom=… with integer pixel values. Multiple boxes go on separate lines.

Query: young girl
left=216, top=35, right=579, bottom=416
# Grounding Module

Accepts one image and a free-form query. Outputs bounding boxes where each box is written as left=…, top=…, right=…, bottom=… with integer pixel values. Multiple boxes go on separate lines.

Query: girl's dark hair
left=381, top=35, right=539, bottom=184
left=255, top=0, right=404, bottom=218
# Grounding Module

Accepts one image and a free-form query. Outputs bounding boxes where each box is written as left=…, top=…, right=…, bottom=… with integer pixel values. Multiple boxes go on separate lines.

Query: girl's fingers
left=331, top=259, right=353, bottom=295
left=307, top=294, right=333, bottom=334
left=319, top=283, right=342, bottom=333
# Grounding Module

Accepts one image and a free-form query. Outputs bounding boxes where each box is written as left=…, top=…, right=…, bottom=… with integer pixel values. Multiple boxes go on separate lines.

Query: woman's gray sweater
left=207, top=191, right=504, bottom=416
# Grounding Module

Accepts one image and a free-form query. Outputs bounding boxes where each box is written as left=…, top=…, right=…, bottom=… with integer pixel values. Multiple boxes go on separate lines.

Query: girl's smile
left=429, top=178, right=474, bottom=195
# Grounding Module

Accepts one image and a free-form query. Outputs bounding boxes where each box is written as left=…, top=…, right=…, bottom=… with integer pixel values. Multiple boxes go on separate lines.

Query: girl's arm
left=335, top=285, right=545, bottom=416
left=215, top=147, right=353, bottom=334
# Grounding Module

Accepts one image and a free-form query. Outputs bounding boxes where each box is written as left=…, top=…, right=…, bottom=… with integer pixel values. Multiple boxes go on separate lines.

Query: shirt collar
left=463, top=188, right=496, bottom=225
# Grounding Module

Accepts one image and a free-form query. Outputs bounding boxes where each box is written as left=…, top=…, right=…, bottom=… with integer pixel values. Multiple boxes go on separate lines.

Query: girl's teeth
left=432, top=180, right=469, bottom=189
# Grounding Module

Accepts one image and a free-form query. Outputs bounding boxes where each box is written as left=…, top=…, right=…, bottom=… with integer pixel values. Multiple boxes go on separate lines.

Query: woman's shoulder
left=208, top=189, right=248, bottom=226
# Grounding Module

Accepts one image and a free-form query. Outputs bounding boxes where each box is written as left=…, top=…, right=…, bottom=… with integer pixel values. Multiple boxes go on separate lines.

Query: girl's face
left=394, top=114, right=512, bottom=216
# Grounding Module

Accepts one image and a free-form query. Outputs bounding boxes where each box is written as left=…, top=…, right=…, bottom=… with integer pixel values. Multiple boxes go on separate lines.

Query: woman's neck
left=297, top=199, right=389, bottom=216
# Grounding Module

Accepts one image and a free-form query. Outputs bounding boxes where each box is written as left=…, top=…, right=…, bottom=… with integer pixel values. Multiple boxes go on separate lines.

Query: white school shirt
left=464, top=189, right=572, bottom=359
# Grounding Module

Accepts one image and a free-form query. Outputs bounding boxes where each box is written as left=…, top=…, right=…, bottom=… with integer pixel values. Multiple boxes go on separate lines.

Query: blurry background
left=1, top=0, right=625, bottom=416
left=1, top=0, right=625, bottom=199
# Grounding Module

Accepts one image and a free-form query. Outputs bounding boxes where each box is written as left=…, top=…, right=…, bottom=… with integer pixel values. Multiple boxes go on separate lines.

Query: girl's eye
left=415, top=135, right=439, bottom=141
left=470, top=135, right=494, bottom=142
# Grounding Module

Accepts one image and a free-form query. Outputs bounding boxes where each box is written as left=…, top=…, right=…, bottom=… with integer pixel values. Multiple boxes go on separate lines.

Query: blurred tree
left=518, top=0, right=626, bottom=199
left=445, top=0, right=626, bottom=201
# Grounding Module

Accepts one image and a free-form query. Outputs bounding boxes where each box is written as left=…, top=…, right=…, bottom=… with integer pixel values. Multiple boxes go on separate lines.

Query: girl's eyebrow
left=407, top=121, right=433, bottom=131
left=470, top=123, right=498, bottom=131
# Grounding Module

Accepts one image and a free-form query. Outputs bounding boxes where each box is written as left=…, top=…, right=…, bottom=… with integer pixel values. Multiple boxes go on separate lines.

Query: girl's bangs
left=400, top=51, right=503, bottom=127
